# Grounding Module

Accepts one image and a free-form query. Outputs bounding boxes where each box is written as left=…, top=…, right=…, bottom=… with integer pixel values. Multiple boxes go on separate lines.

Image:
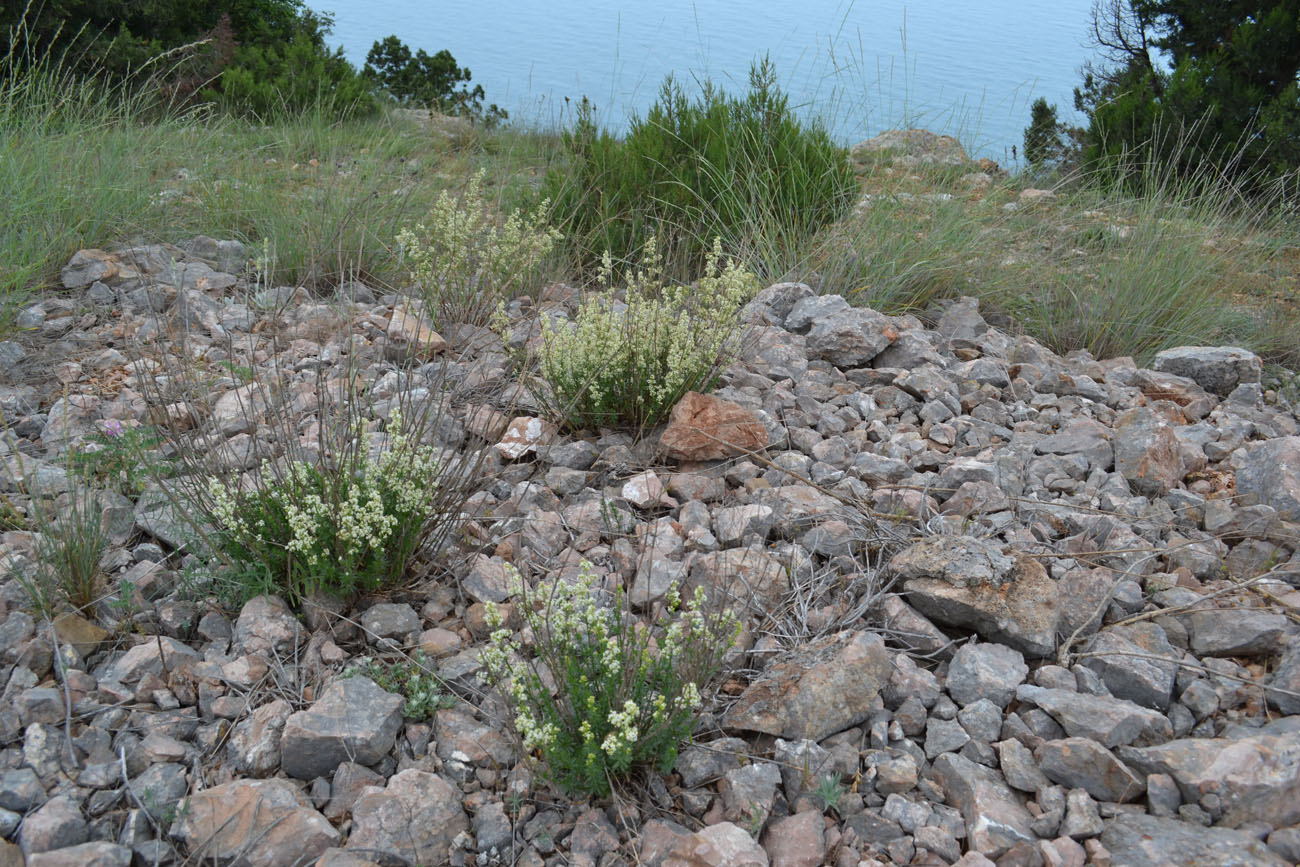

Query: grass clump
left=478, top=563, right=738, bottom=797
left=345, top=653, right=454, bottom=720
left=201, top=410, right=444, bottom=604
left=518, top=238, right=756, bottom=430
left=396, top=169, right=561, bottom=327
left=546, top=56, right=856, bottom=281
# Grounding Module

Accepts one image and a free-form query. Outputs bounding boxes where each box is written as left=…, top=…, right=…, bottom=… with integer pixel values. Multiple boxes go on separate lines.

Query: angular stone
left=1183, top=608, right=1291, bottom=657
left=661, top=392, right=768, bottom=461
left=806, top=306, right=899, bottom=369
left=1113, top=408, right=1185, bottom=497
left=1100, top=813, right=1287, bottom=866
left=903, top=554, right=1059, bottom=658
left=689, top=548, right=789, bottom=614
left=714, top=504, right=775, bottom=546
left=890, top=536, right=1015, bottom=588
left=1015, top=685, right=1172, bottom=748
left=228, top=699, right=292, bottom=777
left=676, top=737, right=748, bottom=789
left=930, top=752, right=1035, bottom=858
left=345, top=770, right=469, bottom=865
left=94, top=636, right=200, bottom=686
left=387, top=306, right=446, bottom=358
left=1034, top=738, right=1143, bottom=803
left=359, top=602, right=421, bottom=643
left=18, top=796, right=87, bottom=856
left=233, top=595, right=304, bottom=656
left=720, top=762, right=782, bottom=826
left=1035, top=419, right=1113, bottom=472
left=1152, top=346, right=1261, bottom=397
left=1080, top=624, right=1179, bottom=711
left=663, top=822, right=768, bottom=867
left=495, top=416, right=558, bottom=460
left=946, top=642, right=1028, bottom=708
left=1266, top=643, right=1300, bottom=715
left=25, top=842, right=132, bottom=867
left=762, top=810, right=825, bottom=867
left=280, top=676, right=404, bottom=780
left=722, top=630, right=889, bottom=741
left=174, top=778, right=338, bottom=867
left=996, top=738, right=1051, bottom=793
left=1118, top=731, right=1300, bottom=828
left=1236, top=437, right=1300, bottom=521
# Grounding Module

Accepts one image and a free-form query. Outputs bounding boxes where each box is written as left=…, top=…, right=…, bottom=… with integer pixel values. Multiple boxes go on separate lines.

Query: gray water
left=312, top=0, right=1097, bottom=164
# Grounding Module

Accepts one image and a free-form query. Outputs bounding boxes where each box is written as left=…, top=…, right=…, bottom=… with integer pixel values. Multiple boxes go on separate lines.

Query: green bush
left=202, top=410, right=442, bottom=603
left=363, top=36, right=506, bottom=125
left=545, top=56, right=856, bottom=280
left=520, top=238, right=756, bottom=430
left=478, top=562, right=738, bottom=797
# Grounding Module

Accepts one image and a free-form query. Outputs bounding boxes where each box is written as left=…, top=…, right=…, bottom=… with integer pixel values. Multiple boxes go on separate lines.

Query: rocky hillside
left=0, top=238, right=1298, bottom=866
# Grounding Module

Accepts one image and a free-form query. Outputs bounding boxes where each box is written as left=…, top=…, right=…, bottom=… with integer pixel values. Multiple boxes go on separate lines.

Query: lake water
left=312, top=0, right=1098, bottom=164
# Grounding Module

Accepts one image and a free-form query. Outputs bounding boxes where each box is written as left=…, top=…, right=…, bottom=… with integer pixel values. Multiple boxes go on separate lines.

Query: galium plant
left=344, top=652, right=454, bottom=720
left=519, top=237, right=756, bottom=430
left=396, top=169, right=561, bottom=328
left=203, top=409, right=443, bottom=603
left=478, top=561, right=739, bottom=797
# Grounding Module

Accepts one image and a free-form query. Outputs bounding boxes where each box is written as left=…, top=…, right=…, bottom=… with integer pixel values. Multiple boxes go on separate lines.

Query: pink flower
left=102, top=419, right=125, bottom=439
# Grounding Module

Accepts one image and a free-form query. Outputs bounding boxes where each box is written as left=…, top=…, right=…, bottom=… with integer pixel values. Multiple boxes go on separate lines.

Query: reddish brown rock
left=660, top=392, right=767, bottom=461
left=174, top=779, right=338, bottom=866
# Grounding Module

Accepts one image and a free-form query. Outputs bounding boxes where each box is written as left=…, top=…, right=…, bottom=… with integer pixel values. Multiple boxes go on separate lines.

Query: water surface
left=313, top=0, right=1097, bottom=162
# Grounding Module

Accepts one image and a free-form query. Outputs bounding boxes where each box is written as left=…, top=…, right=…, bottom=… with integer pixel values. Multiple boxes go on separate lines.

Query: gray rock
left=1034, top=738, right=1144, bottom=803
left=18, top=796, right=87, bottom=856
left=1113, top=408, right=1185, bottom=497
left=0, top=767, right=46, bottom=812
left=1060, top=788, right=1103, bottom=839
left=1015, top=685, right=1171, bottom=747
left=1100, top=813, right=1287, bottom=866
left=280, top=676, right=404, bottom=780
left=1183, top=608, right=1291, bottom=657
left=762, top=809, right=825, bottom=867
left=1118, top=730, right=1300, bottom=828
left=721, top=630, right=889, bottom=741
left=930, top=752, right=1036, bottom=858
left=1235, top=437, right=1300, bottom=522
left=473, top=801, right=513, bottom=853
left=1266, top=643, right=1300, bottom=715
left=995, top=738, right=1051, bottom=793
left=806, top=307, right=899, bottom=369
left=904, top=553, right=1059, bottom=658
left=720, top=761, right=782, bottom=827
left=174, top=778, right=338, bottom=866
left=25, top=842, right=132, bottom=867
left=1267, top=826, right=1300, bottom=863
left=93, top=636, right=200, bottom=686
left=132, top=483, right=193, bottom=549
left=772, top=738, right=834, bottom=801
left=227, top=699, right=292, bottom=777
left=1080, top=624, right=1179, bottom=711
left=785, top=294, right=850, bottom=333
left=346, top=769, right=468, bottom=865
left=359, top=602, right=421, bottom=642
left=232, top=595, right=304, bottom=656
left=741, top=281, right=817, bottom=328
left=946, top=642, right=1028, bottom=708
left=925, top=717, right=971, bottom=758
left=1035, top=419, right=1113, bottom=472
left=1152, top=346, right=1261, bottom=397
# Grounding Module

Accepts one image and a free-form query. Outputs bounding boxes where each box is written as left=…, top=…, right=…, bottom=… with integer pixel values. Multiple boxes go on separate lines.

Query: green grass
left=2, top=46, right=1296, bottom=371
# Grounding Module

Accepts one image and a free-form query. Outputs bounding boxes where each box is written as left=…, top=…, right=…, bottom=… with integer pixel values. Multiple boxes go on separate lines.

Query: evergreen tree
left=1078, top=0, right=1300, bottom=188
left=1024, top=97, right=1063, bottom=167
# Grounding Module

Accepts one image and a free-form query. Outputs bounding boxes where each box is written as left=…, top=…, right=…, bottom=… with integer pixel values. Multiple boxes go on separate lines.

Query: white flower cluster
left=205, top=410, right=441, bottom=583
left=396, top=170, right=561, bottom=324
left=478, top=561, right=736, bottom=793
left=533, top=237, right=756, bottom=427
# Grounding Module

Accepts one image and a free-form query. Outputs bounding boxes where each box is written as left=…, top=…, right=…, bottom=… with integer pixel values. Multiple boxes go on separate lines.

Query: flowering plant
left=478, top=561, right=738, bottom=796
left=520, top=237, right=755, bottom=430
left=204, top=410, right=442, bottom=601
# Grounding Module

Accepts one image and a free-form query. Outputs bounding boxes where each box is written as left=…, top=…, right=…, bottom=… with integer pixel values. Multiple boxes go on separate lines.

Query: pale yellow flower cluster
left=396, top=170, right=561, bottom=323
left=479, top=561, right=733, bottom=781
left=534, top=237, right=756, bottom=426
left=206, top=410, right=441, bottom=571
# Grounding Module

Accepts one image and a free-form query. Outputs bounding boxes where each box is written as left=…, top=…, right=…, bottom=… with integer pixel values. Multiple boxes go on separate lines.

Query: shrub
left=363, top=36, right=506, bottom=125
left=545, top=56, right=857, bottom=281
left=397, top=170, right=561, bottom=327
left=1023, top=96, right=1064, bottom=168
left=202, top=410, right=443, bottom=603
left=68, top=420, right=165, bottom=498
left=520, top=237, right=756, bottom=431
left=344, top=653, right=454, bottom=720
left=478, top=562, right=738, bottom=797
